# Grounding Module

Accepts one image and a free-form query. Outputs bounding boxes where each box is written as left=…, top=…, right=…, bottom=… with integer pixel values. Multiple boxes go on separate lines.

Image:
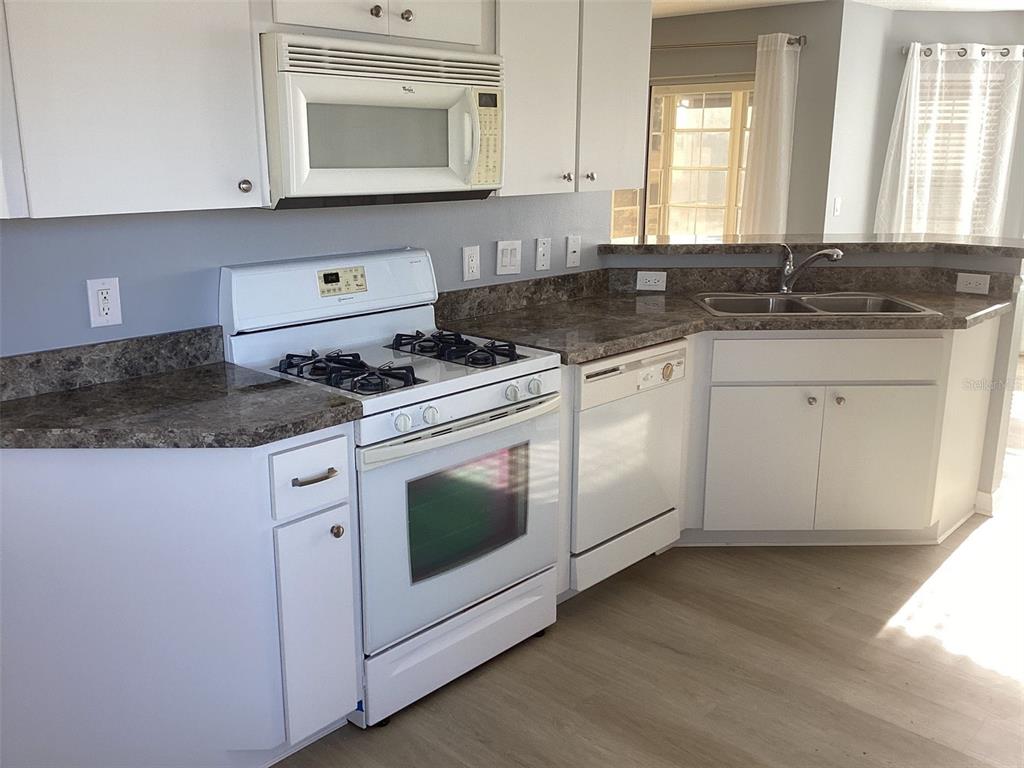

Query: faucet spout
left=778, top=247, right=844, bottom=293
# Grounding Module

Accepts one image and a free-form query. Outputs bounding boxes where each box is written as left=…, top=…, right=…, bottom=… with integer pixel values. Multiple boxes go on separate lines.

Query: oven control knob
left=394, top=413, right=413, bottom=433
left=504, top=384, right=521, bottom=402
left=422, top=406, right=440, bottom=425
left=527, top=378, right=543, bottom=396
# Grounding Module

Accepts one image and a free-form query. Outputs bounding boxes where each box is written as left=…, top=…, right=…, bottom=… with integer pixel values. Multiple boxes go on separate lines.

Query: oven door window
left=306, top=103, right=449, bottom=169
left=407, top=443, right=529, bottom=583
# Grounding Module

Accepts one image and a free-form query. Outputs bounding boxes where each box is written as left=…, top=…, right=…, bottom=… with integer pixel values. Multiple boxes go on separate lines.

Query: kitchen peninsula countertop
left=0, top=362, right=362, bottom=449
left=446, top=291, right=1012, bottom=365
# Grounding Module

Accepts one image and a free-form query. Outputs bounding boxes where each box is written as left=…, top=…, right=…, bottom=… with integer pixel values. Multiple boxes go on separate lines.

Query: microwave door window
left=407, top=443, right=529, bottom=583
left=306, top=103, right=449, bottom=169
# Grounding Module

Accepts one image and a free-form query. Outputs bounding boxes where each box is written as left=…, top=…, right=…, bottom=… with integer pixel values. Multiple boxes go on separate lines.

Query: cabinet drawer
left=711, top=338, right=943, bottom=383
left=270, top=437, right=349, bottom=522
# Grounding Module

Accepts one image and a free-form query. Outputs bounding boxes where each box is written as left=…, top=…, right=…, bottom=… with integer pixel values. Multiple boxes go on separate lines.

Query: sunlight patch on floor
left=882, top=357, right=1024, bottom=681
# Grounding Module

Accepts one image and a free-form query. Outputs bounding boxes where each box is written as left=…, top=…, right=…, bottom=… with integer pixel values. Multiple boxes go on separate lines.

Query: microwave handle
left=358, top=394, right=560, bottom=471
left=464, top=102, right=480, bottom=179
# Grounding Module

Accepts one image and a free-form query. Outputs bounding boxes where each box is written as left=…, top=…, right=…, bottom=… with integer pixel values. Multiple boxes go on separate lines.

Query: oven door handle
left=358, top=394, right=560, bottom=471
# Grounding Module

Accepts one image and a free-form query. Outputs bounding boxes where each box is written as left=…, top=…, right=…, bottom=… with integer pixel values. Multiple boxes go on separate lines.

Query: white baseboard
left=975, top=490, right=994, bottom=516
left=674, top=525, right=940, bottom=547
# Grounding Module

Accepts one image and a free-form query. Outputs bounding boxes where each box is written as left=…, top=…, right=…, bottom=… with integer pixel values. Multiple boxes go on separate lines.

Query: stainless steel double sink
left=693, top=292, right=940, bottom=317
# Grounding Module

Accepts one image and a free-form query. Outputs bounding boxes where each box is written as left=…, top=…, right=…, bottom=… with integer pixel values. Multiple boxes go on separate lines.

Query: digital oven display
left=478, top=92, right=498, bottom=108
left=317, top=266, right=367, bottom=297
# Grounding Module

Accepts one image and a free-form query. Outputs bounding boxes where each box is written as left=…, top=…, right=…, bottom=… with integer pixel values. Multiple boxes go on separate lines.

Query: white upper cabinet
left=274, top=0, right=392, bottom=35
left=576, top=0, right=652, bottom=192
left=497, top=0, right=579, bottom=196
left=390, top=0, right=482, bottom=46
left=274, top=0, right=482, bottom=46
left=4, top=0, right=265, bottom=218
left=1, top=2, right=28, bottom=219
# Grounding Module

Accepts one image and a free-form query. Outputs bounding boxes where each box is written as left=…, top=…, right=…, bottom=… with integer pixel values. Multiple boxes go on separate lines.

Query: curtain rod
left=652, top=35, right=806, bottom=52
left=900, top=44, right=1012, bottom=57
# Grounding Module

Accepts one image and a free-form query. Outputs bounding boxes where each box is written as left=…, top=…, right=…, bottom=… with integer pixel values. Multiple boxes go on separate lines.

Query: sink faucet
left=778, top=246, right=844, bottom=293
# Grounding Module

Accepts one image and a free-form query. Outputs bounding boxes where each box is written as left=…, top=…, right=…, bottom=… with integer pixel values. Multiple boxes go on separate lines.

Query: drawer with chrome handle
left=270, top=436, right=349, bottom=522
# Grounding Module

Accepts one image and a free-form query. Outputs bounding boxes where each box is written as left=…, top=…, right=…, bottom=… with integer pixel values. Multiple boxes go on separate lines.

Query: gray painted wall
left=650, top=0, right=845, bottom=235
left=0, top=192, right=611, bottom=356
left=825, top=4, right=1024, bottom=236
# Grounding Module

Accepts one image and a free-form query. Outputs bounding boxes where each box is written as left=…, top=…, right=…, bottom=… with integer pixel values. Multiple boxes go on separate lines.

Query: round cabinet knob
left=330, top=524, right=345, bottom=539
left=835, top=396, right=846, bottom=406
left=369, top=3, right=383, bottom=16
left=807, top=396, right=818, bottom=406
left=237, top=179, right=253, bottom=193
left=562, top=172, right=574, bottom=182
left=422, top=405, right=440, bottom=425
left=394, top=413, right=413, bottom=432
left=585, top=172, right=597, bottom=181
left=527, top=378, right=543, bottom=396
left=504, top=384, right=521, bottom=402
left=400, top=8, right=414, bottom=20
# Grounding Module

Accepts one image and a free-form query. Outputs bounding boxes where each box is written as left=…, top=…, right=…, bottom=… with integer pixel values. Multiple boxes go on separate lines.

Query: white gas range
left=220, top=248, right=560, bottom=726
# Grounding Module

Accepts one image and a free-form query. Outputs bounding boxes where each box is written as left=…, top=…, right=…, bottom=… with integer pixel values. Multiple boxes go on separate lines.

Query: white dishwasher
left=570, top=340, right=685, bottom=591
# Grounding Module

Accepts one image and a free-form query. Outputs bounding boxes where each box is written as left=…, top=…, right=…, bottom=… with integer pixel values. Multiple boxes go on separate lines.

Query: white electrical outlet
left=535, top=237, right=551, bottom=271
left=566, top=234, right=582, bottom=268
left=86, top=277, right=122, bottom=327
left=462, top=245, right=481, bottom=281
left=636, top=270, right=667, bottom=291
left=956, top=272, right=991, bottom=295
left=496, top=240, right=522, bottom=275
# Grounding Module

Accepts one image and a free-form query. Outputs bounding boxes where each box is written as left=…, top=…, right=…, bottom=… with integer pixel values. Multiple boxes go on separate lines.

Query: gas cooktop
left=389, top=330, right=523, bottom=368
left=274, top=350, right=424, bottom=394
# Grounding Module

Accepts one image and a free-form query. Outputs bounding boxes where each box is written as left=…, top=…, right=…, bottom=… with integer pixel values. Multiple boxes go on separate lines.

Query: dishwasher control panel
left=576, top=341, right=686, bottom=411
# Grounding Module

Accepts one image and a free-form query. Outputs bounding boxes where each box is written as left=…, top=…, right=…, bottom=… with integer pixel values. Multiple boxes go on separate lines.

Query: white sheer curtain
left=876, top=43, right=1024, bottom=237
left=739, top=33, right=801, bottom=236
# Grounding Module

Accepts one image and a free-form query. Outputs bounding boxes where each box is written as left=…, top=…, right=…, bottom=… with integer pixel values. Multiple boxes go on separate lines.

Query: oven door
left=274, top=71, right=478, bottom=198
left=356, top=395, right=559, bottom=655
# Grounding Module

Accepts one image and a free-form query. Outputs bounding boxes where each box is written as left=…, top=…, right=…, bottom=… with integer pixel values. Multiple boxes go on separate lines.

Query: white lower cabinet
left=705, top=385, right=825, bottom=531
left=705, top=383, right=939, bottom=532
left=815, top=385, right=938, bottom=530
left=275, top=505, right=359, bottom=744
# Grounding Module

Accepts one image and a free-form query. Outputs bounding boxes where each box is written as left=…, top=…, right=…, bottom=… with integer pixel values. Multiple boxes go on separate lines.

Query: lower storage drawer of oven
left=363, top=567, right=556, bottom=725
left=570, top=509, right=680, bottom=592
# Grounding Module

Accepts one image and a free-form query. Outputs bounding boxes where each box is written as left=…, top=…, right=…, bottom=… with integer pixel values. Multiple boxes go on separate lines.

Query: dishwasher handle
left=583, top=365, right=624, bottom=382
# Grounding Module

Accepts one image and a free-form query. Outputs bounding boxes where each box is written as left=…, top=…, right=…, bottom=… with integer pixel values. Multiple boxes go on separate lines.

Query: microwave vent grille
left=283, top=42, right=502, bottom=87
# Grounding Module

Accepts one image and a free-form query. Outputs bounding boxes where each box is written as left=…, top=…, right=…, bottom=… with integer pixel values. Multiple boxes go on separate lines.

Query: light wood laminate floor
left=281, top=361, right=1024, bottom=768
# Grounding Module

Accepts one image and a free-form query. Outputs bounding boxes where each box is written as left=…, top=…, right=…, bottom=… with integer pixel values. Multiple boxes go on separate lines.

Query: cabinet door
left=576, top=0, right=652, bottom=192
left=704, top=386, right=825, bottom=531
left=497, top=0, right=579, bottom=196
left=276, top=506, right=359, bottom=744
left=815, top=385, right=938, bottom=530
left=390, top=0, right=482, bottom=46
left=274, top=0, right=391, bottom=34
left=5, top=0, right=264, bottom=218
left=1, top=3, right=28, bottom=219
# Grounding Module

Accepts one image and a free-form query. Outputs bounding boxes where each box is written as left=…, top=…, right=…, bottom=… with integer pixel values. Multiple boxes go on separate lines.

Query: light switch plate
left=956, top=272, right=990, bottom=295
left=496, top=240, right=522, bottom=275
left=566, top=234, right=582, bottom=268
left=636, top=271, right=667, bottom=291
left=462, top=245, right=481, bottom=281
left=535, top=237, right=551, bottom=271
left=86, top=277, right=122, bottom=327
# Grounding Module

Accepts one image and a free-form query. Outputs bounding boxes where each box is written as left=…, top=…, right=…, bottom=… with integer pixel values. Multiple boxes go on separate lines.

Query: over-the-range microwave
left=260, top=33, right=504, bottom=208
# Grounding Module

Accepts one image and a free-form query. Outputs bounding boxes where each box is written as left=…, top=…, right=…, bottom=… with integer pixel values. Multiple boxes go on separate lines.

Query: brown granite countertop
left=0, top=363, right=362, bottom=449
left=446, top=292, right=1012, bottom=365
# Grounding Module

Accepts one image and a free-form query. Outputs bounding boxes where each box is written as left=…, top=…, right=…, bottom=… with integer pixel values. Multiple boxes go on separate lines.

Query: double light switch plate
left=497, top=240, right=522, bottom=275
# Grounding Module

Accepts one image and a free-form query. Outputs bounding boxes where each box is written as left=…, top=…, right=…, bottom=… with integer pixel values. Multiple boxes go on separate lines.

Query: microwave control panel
left=471, top=90, right=503, bottom=187
left=317, top=266, right=367, bottom=298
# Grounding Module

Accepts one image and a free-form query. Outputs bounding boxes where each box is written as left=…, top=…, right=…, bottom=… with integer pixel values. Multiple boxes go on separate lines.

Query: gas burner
left=274, top=350, right=421, bottom=394
left=389, top=331, right=524, bottom=368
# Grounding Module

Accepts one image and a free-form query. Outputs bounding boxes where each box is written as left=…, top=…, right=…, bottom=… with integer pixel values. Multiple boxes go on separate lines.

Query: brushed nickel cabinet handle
left=400, top=8, right=413, bottom=20
left=330, top=524, right=345, bottom=539
left=585, top=171, right=597, bottom=181
left=291, top=467, right=338, bottom=488
left=562, top=171, right=574, bottom=182
left=238, top=179, right=253, bottom=193
left=834, top=396, right=846, bottom=406
left=807, top=396, right=817, bottom=406
left=370, top=4, right=383, bottom=16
